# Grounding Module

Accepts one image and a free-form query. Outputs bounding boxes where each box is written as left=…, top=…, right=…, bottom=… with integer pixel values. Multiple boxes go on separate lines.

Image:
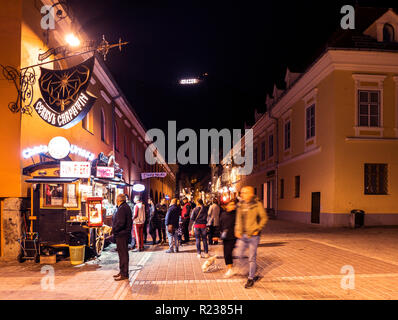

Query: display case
left=86, top=197, right=103, bottom=227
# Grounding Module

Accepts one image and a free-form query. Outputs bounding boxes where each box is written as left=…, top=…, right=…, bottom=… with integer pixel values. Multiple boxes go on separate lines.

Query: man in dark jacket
left=181, top=197, right=191, bottom=243
left=155, top=199, right=168, bottom=245
left=165, top=198, right=180, bottom=253
left=112, top=194, right=132, bottom=281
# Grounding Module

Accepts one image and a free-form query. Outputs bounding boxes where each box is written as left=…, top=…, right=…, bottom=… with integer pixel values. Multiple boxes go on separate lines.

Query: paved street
left=1, top=219, right=398, bottom=300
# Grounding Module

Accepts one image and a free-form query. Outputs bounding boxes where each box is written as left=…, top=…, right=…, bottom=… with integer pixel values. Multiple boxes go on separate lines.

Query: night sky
left=68, top=0, right=391, bottom=175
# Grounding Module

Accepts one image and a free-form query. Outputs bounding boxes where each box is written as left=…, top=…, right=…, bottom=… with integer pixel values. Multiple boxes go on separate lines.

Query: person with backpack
left=190, top=199, right=209, bottom=258
left=235, top=186, right=268, bottom=289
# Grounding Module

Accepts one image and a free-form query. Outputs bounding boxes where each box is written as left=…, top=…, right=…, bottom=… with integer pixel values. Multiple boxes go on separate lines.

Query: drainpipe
left=269, top=107, right=279, bottom=219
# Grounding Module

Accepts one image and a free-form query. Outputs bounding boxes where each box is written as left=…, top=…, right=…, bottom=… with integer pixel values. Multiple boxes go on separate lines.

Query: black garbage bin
left=350, top=209, right=365, bottom=228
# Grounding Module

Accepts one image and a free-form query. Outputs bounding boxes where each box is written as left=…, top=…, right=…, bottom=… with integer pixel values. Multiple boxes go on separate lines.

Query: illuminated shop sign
left=22, top=136, right=95, bottom=161
left=96, top=166, right=115, bottom=178
left=60, top=161, right=91, bottom=178
left=132, top=184, right=145, bottom=192
left=141, top=172, right=167, bottom=179
left=33, top=57, right=97, bottom=129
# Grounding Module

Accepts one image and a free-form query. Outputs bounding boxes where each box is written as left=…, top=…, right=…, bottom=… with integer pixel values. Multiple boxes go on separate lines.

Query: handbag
left=167, top=224, right=175, bottom=234
left=190, top=207, right=202, bottom=236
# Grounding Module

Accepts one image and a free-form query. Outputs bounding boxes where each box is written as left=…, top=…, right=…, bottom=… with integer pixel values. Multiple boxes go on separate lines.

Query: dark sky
left=67, top=0, right=390, bottom=175
left=67, top=0, right=355, bottom=131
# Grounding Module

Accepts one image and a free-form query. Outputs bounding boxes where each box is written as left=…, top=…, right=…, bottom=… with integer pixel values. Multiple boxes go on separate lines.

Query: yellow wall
left=334, top=70, right=398, bottom=214
left=0, top=0, right=23, bottom=198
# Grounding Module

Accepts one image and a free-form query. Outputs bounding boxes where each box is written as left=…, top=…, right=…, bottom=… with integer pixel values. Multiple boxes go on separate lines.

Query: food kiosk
left=20, top=152, right=127, bottom=263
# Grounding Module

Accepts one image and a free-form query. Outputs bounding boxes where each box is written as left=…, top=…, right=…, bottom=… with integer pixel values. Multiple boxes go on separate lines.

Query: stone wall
left=2, top=198, right=28, bottom=259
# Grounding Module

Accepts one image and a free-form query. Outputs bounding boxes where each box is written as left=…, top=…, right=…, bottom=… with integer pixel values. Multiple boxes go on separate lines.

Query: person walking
left=207, top=199, right=221, bottom=245
left=147, top=198, right=158, bottom=245
left=143, top=198, right=150, bottom=244
left=133, top=195, right=146, bottom=251
left=190, top=199, right=209, bottom=258
left=165, top=198, right=180, bottom=253
left=112, top=194, right=132, bottom=281
left=181, top=197, right=191, bottom=243
left=235, top=186, right=268, bottom=289
left=155, top=198, right=168, bottom=245
left=219, top=199, right=238, bottom=278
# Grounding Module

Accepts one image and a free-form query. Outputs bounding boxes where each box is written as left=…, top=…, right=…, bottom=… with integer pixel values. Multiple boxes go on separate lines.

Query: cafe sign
left=33, top=57, right=97, bottom=129
left=96, top=166, right=115, bottom=178
left=60, top=161, right=91, bottom=178
left=141, top=172, right=167, bottom=179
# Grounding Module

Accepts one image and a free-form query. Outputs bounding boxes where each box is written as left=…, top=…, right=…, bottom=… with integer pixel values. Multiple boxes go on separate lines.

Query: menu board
left=86, top=197, right=103, bottom=227
left=60, top=161, right=91, bottom=178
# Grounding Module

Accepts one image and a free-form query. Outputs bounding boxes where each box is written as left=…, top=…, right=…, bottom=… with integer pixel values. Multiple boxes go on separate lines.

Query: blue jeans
left=167, top=230, right=179, bottom=252
left=194, top=227, right=208, bottom=254
left=236, top=235, right=260, bottom=279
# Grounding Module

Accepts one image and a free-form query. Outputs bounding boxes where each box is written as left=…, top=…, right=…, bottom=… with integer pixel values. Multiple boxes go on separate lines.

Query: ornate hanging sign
left=33, top=57, right=97, bottom=129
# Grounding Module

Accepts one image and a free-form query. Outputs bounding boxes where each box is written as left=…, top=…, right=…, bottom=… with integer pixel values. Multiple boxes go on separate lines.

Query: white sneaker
left=197, top=254, right=201, bottom=258
left=203, top=253, right=209, bottom=259
left=223, top=268, right=236, bottom=278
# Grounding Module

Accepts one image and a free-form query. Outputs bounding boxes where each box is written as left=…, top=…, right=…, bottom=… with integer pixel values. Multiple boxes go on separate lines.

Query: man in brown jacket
left=235, top=186, right=268, bottom=288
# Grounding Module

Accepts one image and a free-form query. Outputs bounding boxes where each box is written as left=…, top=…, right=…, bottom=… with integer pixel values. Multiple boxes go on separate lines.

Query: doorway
left=311, top=192, right=321, bottom=224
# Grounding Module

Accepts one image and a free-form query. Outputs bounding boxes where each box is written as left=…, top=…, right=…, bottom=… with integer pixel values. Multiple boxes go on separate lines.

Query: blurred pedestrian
left=181, top=197, right=191, bottom=243
left=235, top=186, right=268, bottom=289
left=148, top=198, right=158, bottom=245
left=112, top=194, right=132, bottom=281
left=207, top=199, right=221, bottom=245
left=190, top=199, right=209, bottom=258
left=133, top=195, right=146, bottom=251
left=143, top=198, right=150, bottom=244
left=219, top=199, right=238, bottom=278
left=155, top=198, right=168, bottom=245
left=165, top=198, right=180, bottom=253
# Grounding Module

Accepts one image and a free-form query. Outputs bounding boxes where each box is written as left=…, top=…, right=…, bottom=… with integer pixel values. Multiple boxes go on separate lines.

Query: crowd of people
left=111, top=186, right=268, bottom=289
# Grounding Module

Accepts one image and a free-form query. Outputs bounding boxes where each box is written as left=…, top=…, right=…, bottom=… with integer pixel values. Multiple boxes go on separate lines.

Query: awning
left=25, top=177, right=79, bottom=183
left=92, top=177, right=129, bottom=188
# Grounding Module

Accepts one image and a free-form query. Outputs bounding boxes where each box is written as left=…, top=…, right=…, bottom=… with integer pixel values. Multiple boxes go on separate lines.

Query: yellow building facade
left=0, top=0, right=175, bottom=257
left=225, top=9, right=398, bottom=227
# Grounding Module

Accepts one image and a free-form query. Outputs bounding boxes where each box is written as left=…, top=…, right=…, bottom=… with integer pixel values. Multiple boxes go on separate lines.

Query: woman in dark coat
left=219, top=199, right=237, bottom=278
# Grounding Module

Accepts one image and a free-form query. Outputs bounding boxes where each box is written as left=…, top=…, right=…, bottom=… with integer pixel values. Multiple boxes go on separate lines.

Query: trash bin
left=69, top=245, right=85, bottom=265
left=350, top=209, right=365, bottom=228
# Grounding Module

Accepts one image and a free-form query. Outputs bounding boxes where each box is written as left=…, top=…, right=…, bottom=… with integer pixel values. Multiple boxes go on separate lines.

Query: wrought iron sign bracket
left=1, top=35, right=128, bottom=115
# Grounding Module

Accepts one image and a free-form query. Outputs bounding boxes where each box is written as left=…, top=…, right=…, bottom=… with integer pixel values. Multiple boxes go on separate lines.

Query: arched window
left=100, top=109, right=106, bottom=142
left=155, top=191, right=159, bottom=204
left=113, top=121, right=119, bottom=151
left=383, top=23, right=395, bottom=42
left=150, top=189, right=154, bottom=201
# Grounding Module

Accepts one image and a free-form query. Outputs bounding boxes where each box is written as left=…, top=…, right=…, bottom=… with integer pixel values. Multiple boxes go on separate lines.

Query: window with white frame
left=306, top=104, right=315, bottom=140
left=358, top=90, right=380, bottom=127
left=352, top=74, right=385, bottom=135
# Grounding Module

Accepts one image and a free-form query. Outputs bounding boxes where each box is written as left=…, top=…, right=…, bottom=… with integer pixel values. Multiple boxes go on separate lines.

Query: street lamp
left=65, top=33, right=80, bottom=47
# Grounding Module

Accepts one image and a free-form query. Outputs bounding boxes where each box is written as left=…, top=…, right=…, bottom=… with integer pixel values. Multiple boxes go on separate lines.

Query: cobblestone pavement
left=1, top=219, right=398, bottom=300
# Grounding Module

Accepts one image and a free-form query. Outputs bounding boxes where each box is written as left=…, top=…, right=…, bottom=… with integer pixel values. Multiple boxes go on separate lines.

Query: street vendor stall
left=19, top=149, right=128, bottom=264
